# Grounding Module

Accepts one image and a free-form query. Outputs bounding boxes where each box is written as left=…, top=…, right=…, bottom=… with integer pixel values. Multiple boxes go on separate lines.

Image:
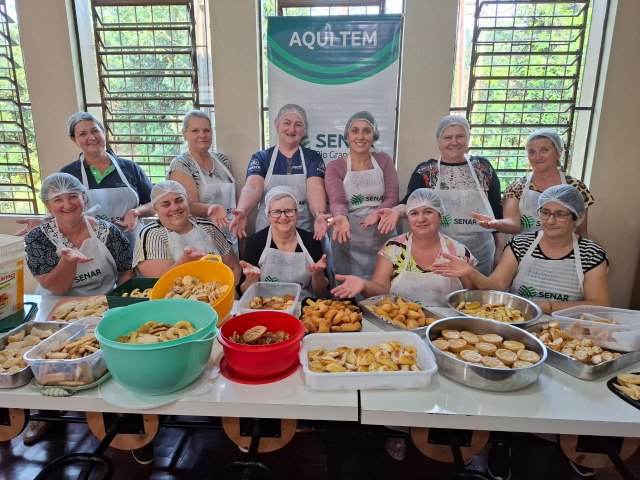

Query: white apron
left=256, top=146, right=312, bottom=232
left=258, top=227, right=315, bottom=298
left=519, top=171, right=567, bottom=232
left=166, top=218, right=222, bottom=262
left=390, top=233, right=463, bottom=307
left=510, top=232, right=584, bottom=302
left=190, top=150, right=238, bottom=252
left=36, top=218, right=118, bottom=296
left=79, top=153, right=141, bottom=248
left=434, top=155, right=495, bottom=276
left=330, top=155, right=395, bottom=279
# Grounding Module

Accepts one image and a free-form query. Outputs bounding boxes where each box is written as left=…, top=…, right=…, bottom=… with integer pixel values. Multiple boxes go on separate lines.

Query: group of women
left=22, top=105, right=609, bottom=318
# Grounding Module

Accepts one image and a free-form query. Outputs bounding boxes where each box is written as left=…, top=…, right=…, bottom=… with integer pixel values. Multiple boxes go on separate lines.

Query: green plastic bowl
left=95, top=299, right=218, bottom=395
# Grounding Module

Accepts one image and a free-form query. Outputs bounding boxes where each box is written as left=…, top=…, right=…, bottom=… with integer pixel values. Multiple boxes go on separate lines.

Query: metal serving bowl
left=426, top=317, right=547, bottom=392
left=446, top=289, right=543, bottom=328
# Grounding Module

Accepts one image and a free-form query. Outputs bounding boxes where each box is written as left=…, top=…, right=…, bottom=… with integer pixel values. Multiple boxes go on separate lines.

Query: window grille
left=0, top=0, right=41, bottom=214
left=91, top=0, right=199, bottom=183
left=458, top=0, right=592, bottom=187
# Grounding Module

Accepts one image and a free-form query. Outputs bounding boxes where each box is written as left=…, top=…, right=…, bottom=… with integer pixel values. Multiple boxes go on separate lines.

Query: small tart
left=481, top=356, right=508, bottom=368
left=475, top=342, right=497, bottom=356
left=495, top=348, right=518, bottom=366
left=480, top=333, right=503, bottom=346
left=513, top=360, right=534, bottom=369
left=242, top=325, right=268, bottom=343
left=517, top=349, right=541, bottom=364
left=460, top=331, right=479, bottom=344
left=459, top=349, right=483, bottom=364
left=502, top=340, right=525, bottom=352
left=447, top=338, right=468, bottom=353
left=442, top=329, right=461, bottom=340
left=432, top=338, right=450, bottom=351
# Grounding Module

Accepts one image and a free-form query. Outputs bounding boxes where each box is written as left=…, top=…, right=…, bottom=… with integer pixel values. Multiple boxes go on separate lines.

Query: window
left=0, top=0, right=42, bottom=214
left=452, top=0, right=607, bottom=187
left=78, top=0, right=212, bottom=183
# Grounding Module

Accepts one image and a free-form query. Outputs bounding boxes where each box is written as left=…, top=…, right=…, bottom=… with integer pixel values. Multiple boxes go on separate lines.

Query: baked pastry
left=502, top=340, right=525, bottom=352
left=475, top=342, right=497, bottom=356
left=496, top=348, right=518, bottom=366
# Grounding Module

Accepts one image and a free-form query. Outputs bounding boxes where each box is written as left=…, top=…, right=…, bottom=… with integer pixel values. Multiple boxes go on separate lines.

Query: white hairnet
left=436, top=115, right=470, bottom=140
left=406, top=188, right=445, bottom=217
left=274, top=104, right=308, bottom=130
left=538, top=184, right=585, bottom=225
left=41, top=173, right=87, bottom=202
left=526, top=128, right=564, bottom=156
left=265, top=185, right=298, bottom=214
left=151, top=180, right=187, bottom=205
left=344, top=111, right=380, bottom=142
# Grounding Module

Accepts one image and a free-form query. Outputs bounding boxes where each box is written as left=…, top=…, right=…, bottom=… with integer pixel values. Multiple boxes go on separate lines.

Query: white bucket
left=0, top=234, right=24, bottom=322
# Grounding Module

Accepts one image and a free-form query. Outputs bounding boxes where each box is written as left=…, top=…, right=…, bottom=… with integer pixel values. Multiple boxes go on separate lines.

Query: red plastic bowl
left=218, top=311, right=305, bottom=378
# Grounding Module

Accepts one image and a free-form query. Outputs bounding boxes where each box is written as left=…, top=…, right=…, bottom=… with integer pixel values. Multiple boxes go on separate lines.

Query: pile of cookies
left=51, top=296, right=108, bottom=321
left=121, top=288, right=152, bottom=298
left=301, top=299, right=362, bottom=333
left=612, top=373, right=640, bottom=401
left=432, top=328, right=541, bottom=369
left=117, top=320, right=197, bottom=344
left=44, top=333, right=100, bottom=360
left=307, top=340, right=421, bottom=373
left=365, top=296, right=438, bottom=329
left=249, top=295, right=296, bottom=310
left=164, top=276, right=229, bottom=303
left=0, top=325, right=55, bottom=373
left=229, top=325, right=290, bottom=345
left=454, top=302, right=525, bottom=323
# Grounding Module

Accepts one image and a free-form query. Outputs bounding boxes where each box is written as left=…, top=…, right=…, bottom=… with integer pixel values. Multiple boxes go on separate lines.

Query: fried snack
left=0, top=325, right=55, bottom=373
left=365, top=296, right=438, bottom=330
left=455, top=301, right=525, bottom=323
left=301, top=298, right=363, bottom=333
left=52, top=296, right=108, bottom=322
left=613, top=373, right=640, bottom=401
left=163, top=276, right=230, bottom=304
left=249, top=295, right=296, bottom=311
left=432, top=327, right=541, bottom=370
left=43, top=332, right=100, bottom=360
left=534, top=320, right=623, bottom=365
left=307, top=340, right=421, bottom=373
left=116, top=320, right=197, bottom=344
left=121, top=288, right=152, bottom=298
left=229, top=326, right=290, bottom=345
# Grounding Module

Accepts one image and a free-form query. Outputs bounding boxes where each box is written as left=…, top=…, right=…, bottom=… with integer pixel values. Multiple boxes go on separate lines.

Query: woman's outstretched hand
left=330, top=274, right=365, bottom=298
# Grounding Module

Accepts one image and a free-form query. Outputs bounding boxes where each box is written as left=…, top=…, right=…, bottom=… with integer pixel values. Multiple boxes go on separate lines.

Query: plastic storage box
left=300, top=331, right=437, bottom=390
left=551, top=306, right=640, bottom=352
left=24, top=318, right=107, bottom=386
left=237, top=282, right=301, bottom=316
left=106, top=278, right=158, bottom=308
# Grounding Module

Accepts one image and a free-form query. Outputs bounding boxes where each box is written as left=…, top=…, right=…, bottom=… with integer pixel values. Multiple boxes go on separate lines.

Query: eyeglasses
left=538, top=208, right=574, bottom=222
left=268, top=208, right=297, bottom=218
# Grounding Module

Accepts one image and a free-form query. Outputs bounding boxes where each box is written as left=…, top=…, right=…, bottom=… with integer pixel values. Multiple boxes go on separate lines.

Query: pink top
left=325, top=152, right=399, bottom=216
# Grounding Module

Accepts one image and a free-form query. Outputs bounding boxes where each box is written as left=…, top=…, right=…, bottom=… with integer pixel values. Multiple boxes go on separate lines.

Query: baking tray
left=526, top=323, right=640, bottom=380
left=300, top=297, right=362, bottom=333
left=447, top=289, right=543, bottom=328
left=47, top=295, right=108, bottom=321
left=358, top=294, right=444, bottom=337
left=607, top=372, right=640, bottom=411
left=0, top=321, right=68, bottom=388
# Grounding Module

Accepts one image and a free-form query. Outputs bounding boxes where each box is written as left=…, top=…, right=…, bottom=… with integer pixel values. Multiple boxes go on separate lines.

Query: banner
left=267, top=15, right=402, bottom=163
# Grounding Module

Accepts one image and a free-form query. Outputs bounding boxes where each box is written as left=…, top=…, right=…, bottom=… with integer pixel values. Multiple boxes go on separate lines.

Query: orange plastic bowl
left=218, top=311, right=304, bottom=379
left=150, top=255, right=235, bottom=324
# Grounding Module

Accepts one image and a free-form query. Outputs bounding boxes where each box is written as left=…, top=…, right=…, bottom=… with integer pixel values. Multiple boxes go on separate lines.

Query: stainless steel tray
left=0, top=321, right=68, bottom=388
left=447, top=289, right=543, bottom=328
left=358, top=294, right=445, bottom=337
left=526, top=323, right=640, bottom=380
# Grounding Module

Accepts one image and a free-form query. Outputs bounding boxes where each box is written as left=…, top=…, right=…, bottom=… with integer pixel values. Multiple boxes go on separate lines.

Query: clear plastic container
left=237, top=282, right=301, bottom=316
left=300, top=331, right=437, bottom=391
left=551, top=306, right=640, bottom=352
left=24, top=318, right=107, bottom=386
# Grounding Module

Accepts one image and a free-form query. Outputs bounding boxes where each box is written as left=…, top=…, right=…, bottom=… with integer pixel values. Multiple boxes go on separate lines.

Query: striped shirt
left=507, top=231, right=607, bottom=274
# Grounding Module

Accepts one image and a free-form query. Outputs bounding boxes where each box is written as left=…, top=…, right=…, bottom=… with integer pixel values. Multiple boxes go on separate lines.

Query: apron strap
left=79, top=153, right=140, bottom=206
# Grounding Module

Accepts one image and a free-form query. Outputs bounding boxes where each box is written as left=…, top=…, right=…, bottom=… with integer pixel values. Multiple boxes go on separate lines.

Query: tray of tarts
left=358, top=294, right=443, bottom=337
left=426, top=317, right=547, bottom=392
left=527, top=320, right=640, bottom=380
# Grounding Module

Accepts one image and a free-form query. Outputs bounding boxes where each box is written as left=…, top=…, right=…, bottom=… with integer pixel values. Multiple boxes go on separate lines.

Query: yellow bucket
left=150, top=255, right=235, bottom=325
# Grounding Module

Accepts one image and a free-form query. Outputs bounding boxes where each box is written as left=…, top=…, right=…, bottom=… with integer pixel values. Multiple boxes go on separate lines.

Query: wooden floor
left=0, top=416, right=638, bottom=479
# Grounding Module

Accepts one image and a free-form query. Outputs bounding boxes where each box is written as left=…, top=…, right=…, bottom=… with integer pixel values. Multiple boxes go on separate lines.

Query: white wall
left=3, top=0, right=639, bottom=305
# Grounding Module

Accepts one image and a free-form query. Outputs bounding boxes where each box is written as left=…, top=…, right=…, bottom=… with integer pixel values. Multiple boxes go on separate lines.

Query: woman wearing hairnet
left=331, top=189, right=476, bottom=306
left=325, top=111, right=399, bottom=279
left=229, top=104, right=329, bottom=240
left=167, top=110, right=239, bottom=252
left=238, top=186, right=328, bottom=298
left=471, top=128, right=594, bottom=237
left=24, top=173, right=134, bottom=296
left=134, top=181, right=241, bottom=281
left=433, top=185, right=609, bottom=313
left=377, top=115, right=502, bottom=276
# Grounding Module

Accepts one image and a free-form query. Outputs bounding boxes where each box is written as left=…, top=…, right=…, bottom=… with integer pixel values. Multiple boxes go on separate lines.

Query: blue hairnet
left=436, top=115, right=470, bottom=140
left=344, top=111, right=380, bottom=142
left=538, top=185, right=585, bottom=225
left=526, top=129, right=564, bottom=156
left=406, top=188, right=445, bottom=217
left=41, top=173, right=87, bottom=202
